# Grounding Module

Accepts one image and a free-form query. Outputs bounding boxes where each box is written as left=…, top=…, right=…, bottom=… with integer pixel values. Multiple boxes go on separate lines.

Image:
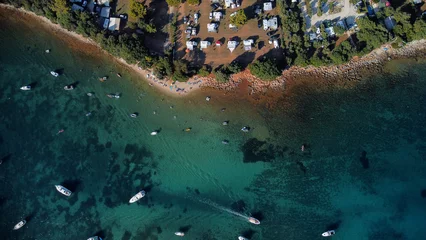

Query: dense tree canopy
left=230, top=10, right=247, bottom=27
left=166, top=0, right=181, bottom=7
left=129, top=0, right=147, bottom=19
left=248, top=59, right=281, bottom=80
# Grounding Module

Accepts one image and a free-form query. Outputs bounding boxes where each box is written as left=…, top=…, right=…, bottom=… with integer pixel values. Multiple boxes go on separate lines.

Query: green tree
left=51, top=0, right=69, bottom=17
left=130, top=0, right=147, bottom=19
left=248, top=59, right=281, bottom=80
left=138, top=20, right=157, bottom=33
left=198, top=65, right=211, bottom=77
left=230, top=9, right=247, bottom=27
left=213, top=69, right=230, bottom=83
left=187, top=0, right=200, bottom=5
left=166, top=0, right=181, bottom=7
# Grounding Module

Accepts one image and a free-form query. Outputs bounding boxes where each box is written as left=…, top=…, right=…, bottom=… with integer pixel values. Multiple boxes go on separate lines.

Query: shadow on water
left=144, top=184, right=154, bottom=193
left=29, top=81, right=38, bottom=88
left=178, top=225, right=192, bottom=233
left=61, top=179, right=82, bottom=192
left=326, top=220, right=342, bottom=231
left=55, top=68, right=65, bottom=74
left=359, top=151, right=370, bottom=169
left=26, top=211, right=37, bottom=222
left=70, top=81, right=80, bottom=87
left=1, top=153, right=12, bottom=164
left=93, top=230, right=106, bottom=239
left=421, top=189, right=426, bottom=198
left=241, top=229, right=256, bottom=238
left=251, top=211, right=264, bottom=221
left=0, top=196, right=7, bottom=207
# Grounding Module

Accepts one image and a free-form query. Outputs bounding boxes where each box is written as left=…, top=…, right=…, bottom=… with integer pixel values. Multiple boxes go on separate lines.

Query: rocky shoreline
left=198, top=40, right=426, bottom=95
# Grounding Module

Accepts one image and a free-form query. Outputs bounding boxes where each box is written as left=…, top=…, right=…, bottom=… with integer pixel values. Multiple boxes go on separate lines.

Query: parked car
left=183, top=17, right=188, bottom=24
left=82, top=1, right=87, bottom=7
left=191, top=28, right=197, bottom=36
left=209, top=12, right=213, bottom=20
left=211, top=3, right=220, bottom=10
left=119, top=14, right=127, bottom=20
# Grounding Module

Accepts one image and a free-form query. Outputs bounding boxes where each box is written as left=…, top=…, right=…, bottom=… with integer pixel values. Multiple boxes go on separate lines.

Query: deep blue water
left=1, top=8, right=426, bottom=240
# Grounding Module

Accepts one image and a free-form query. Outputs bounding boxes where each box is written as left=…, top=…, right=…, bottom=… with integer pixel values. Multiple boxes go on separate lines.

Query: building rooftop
left=264, top=2, right=273, bottom=11
left=207, top=23, right=218, bottom=32
left=200, top=41, right=211, bottom=49
left=108, top=17, right=121, bottom=31
left=97, top=0, right=110, bottom=6
left=227, top=40, right=238, bottom=52
left=100, top=6, right=111, bottom=18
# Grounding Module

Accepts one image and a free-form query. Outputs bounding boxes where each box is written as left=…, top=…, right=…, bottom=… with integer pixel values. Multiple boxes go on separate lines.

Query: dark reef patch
left=359, top=151, right=370, bottom=169
left=241, top=138, right=275, bottom=163
left=421, top=189, right=426, bottom=198
left=121, top=230, right=132, bottom=240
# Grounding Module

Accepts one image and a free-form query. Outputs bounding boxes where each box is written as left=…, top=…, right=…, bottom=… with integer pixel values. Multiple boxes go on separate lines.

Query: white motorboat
left=107, top=93, right=120, bottom=99
left=87, top=236, right=102, bottom=240
left=13, top=220, right=26, bottom=230
left=55, top=185, right=72, bottom=197
left=50, top=71, right=59, bottom=77
left=174, top=232, right=185, bottom=237
left=129, top=190, right=145, bottom=203
left=238, top=237, right=248, bottom=240
left=222, top=121, right=229, bottom=126
left=248, top=217, right=260, bottom=225
left=322, top=230, right=335, bottom=237
left=87, top=92, right=94, bottom=97
left=241, top=126, right=250, bottom=132
left=222, top=140, right=229, bottom=144
left=150, top=131, right=158, bottom=136
left=64, top=85, right=74, bottom=90
left=20, top=85, right=31, bottom=91
left=130, top=113, right=138, bottom=118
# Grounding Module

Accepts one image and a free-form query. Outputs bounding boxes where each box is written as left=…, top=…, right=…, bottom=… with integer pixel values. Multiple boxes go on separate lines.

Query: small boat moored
left=130, top=113, right=138, bottom=118
left=20, top=85, right=31, bottom=91
left=55, top=185, right=72, bottom=197
left=222, top=121, right=229, bottom=126
left=248, top=217, right=260, bottom=225
left=238, top=236, right=248, bottom=240
left=107, top=93, right=120, bottom=99
left=322, top=230, right=335, bottom=237
left=117, top=73, right=122, bottom=78
left=64, top=85, right=74, bottom=90
left=241, top=126, right=250, bottom=132
left=87, top=236, right=103, bottom=240
left=184, top=128, right=191, bottom=132
left=87, top=92, right=94, bottom=97
left=50, top=71, right=59, bottom=77
left=99, top=76, right=108, bottom=82
left=150, top=131, right=158, bottom=136
left=222, top=140, right=229, bottom=145
left=13, top=220, right=26, bottom=230
left=129, top=190, right=146, bottom=203
left=205, top=96, right=211, bottom=101
left=174, top=232, right=185, bottom=237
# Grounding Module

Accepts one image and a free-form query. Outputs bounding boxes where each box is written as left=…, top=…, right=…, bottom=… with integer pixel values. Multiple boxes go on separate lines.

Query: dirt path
left=305, top=0, right=363, bottom=28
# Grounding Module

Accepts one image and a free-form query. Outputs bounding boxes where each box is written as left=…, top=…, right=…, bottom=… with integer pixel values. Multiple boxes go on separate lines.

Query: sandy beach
left=2, top=3, right=426, bottom=99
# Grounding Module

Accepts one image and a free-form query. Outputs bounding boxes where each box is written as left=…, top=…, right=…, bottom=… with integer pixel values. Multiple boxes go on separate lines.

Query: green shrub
left=248, top=59, right=281, bottom=81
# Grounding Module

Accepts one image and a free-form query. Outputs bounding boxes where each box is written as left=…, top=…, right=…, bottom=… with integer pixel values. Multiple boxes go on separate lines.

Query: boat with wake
left=13, top=220, right=26, bottom=230
left=322, top=230, right=335, bottom=237
left=55, top=185, right=72, bottom=197
left=248, top=217, right=260, bottom=225
left=87, top=236, right=103, bottom=240
left=20, top=85, right=31, bottom=91
left=238, top=236, right=248, bottom=240
left=129, top=190, right=145, bottom=203
left=174, top=232, right=184, bottom=237
left=50, top=71, right=59, bottom=77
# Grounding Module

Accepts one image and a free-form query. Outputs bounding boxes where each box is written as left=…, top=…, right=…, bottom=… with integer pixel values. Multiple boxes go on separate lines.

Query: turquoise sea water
left=1, top=9, right=426, bottom=240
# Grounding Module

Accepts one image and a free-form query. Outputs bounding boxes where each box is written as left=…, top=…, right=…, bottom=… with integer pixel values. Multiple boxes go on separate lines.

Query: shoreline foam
left=2, top=3, right=426, bottom=98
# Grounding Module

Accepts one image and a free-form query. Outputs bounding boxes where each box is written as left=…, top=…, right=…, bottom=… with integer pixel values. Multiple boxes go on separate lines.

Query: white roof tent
left=186, top=41, right=197, bottom=50
left=263, top=2, right=273, bottom=11
left=108, top=17, right=121, bottom=31
left=207, top=23, right=218, bottom=32
left=227, top=40, right=238, bottom=52
left=243, top=39, right=254, bottom=51
left=97, top=0, right=110, bottom=6
left=200, top=41, right=211, bottom=49
left=325, top=27, right=335, bottom=37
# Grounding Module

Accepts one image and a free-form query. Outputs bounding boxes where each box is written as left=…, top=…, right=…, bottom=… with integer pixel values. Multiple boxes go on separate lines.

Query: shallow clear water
left=1, top=9, right=426, bottom=240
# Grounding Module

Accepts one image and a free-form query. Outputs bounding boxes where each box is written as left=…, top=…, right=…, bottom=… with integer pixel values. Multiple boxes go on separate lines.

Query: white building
left=227, top=40, right=238, bottom=52
left=243, top=39, right=254, bottom=51
left=225, top=0, right=235, bottom=8
left=213, top=12, right=223, bottom=21
left=97, top=0, right=109, bottom=6
left=200, top=41, right=211, bottom=49
left=263, top=2, right=273, bottom=11
left=207, top=23, right=218, bottom=32
left=108, top=17, right=121, bottom=31
left=186, top=41, right=197, bottom=50
left=263, top=17, right=278, bottom=31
